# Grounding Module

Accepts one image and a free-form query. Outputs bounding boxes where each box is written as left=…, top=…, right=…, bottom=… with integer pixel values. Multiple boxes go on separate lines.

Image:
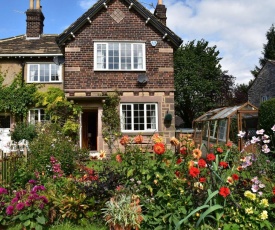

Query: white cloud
left=79, top=0, right=97, bottom=10
left=164, top=0, right=275, bottom=84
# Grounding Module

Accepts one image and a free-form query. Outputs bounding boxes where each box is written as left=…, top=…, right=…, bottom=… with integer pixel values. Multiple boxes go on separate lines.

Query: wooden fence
left=0, top=150, right=26, bottom=187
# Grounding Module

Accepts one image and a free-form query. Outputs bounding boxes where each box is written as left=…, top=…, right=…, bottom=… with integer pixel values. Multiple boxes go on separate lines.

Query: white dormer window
left=94, top=42, right=146, bottom=71
left=27, top=63, right=62, bottom=83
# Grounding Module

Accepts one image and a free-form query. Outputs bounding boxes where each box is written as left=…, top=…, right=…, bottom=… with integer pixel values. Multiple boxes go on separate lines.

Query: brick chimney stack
left=154, top=0, right=167, bottom=26
left=26, top=0, right=45, bottom=38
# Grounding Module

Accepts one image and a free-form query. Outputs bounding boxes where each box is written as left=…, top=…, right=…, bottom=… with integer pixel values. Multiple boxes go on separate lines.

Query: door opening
left=82, top=111, right=98, bottom=151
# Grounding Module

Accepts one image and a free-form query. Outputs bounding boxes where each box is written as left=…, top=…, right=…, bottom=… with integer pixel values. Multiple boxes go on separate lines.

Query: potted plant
left=102, top=193, right=143, bottom=230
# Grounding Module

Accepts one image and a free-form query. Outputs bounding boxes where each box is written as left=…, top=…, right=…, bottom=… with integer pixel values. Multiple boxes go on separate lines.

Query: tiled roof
left=57, top=0, right=183, bottom=48
left=0, top=34, right=62, bottom=57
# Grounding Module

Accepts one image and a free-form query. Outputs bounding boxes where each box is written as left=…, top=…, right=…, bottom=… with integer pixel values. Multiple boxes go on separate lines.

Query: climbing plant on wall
left=0, top=71, right=38, bottom=120
left=102, top=91, right=121, bottom=154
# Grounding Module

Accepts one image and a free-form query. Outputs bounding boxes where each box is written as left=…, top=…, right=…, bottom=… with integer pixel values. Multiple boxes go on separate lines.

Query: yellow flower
left=192, top=148, right=202, bottom=159
left=260, top=199, right=269, bottom=207
left=260, top=210, right=268, bottom=220
left=98, top=150, right=106, bottom=160
left=244, top=191, right=256, bottom=200
left=170, top=137, right=180, bottom=146
left=245, top=207, right=253, bottom=214
left=152, top=133, right=164, bottom=143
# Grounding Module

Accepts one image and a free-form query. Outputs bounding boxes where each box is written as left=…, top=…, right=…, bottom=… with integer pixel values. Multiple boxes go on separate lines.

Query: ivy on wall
left=0, top=71, right=37, bottom=120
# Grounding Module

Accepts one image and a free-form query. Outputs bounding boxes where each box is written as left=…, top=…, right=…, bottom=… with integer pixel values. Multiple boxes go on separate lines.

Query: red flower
left=272, top=186, right=275, bottom=195
left=176, top=158, right=183, bottom=164
left=198, top=159, right=207, bottom=168
left=219, top=187, right=230, bottom=198
left=180, top=147, right=187, bottom=155
left=120, top=135, right=130, bottom=146
left=134, top=135, right=143, bottom=144
left=189, top=167, right=200, bottom=178
left=219, top=161, right=228, bottom=168
left=232, top=174, right=239, bottom=181
left=199, top=177, right=206, bottom=183
left=216, top=147, right=223, bottom=153
left=225, top=142, right=233, bottom=148
left=153, top=142, right=165, bottom=155
left=206, top=153, right=216, bottom=161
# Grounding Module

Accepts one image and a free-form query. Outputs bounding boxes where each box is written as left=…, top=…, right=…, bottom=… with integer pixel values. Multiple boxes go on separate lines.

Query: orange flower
left=120, top=135, right=130, bottom=146
left=225, top=141, right=233, bottom=148
left=134, top=135, right=143, bottom=144
left=192, top=148, right=202, bottom=159
left=216, top=147, right=223, bottom=153
left=170, top=137, right=180, bottom=146
left=116, top=154, right=122, bottom=163
left=153, top=142, right=165, bottom=155
left=152, top=133, right=163, bottom=143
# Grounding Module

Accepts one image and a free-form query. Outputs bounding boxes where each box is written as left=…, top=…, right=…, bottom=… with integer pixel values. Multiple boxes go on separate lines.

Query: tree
left=251, top=24, right=275, bottom=77
left=231, top=83, right=250, bottom=105
left=174, top=39, right=234, bottom=127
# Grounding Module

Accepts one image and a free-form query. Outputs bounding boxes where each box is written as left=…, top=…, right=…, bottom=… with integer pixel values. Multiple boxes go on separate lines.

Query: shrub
left=10, top=122, right=37, bottom=142
left=28, top=123, right=83, bottom=175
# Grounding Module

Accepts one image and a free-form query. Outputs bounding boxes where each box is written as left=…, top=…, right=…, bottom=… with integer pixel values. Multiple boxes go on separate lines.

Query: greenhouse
left=193, top=102, right=258, bottom=150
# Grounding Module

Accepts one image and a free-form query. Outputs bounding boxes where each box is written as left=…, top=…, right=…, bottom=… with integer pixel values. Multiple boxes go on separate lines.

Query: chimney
left=26, top=0, right=45, bottom=38
left=154, top=0, right=167, bottom=26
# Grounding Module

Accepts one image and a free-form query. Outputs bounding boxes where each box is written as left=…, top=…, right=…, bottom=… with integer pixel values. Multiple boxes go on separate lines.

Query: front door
left=82, top=111, right=98, bottom=151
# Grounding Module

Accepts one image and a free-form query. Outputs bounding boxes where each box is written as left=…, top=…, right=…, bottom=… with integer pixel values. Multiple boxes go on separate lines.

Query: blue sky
left=1, top=0, right=275, bottom=84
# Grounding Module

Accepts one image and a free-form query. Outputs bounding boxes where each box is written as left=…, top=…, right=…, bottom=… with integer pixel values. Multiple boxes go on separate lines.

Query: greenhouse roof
left=194, top=102, right=258, bottom=122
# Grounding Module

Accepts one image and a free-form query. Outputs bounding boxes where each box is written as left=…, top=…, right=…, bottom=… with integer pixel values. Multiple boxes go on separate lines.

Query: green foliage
left=174, top=39, right=234, bottom=127
left=10, top=122, right=37, bottom=142
left=0, top=72, right=38, bottom=119
left=258, top=98, right=275, bottom=149
left=251, top=24, right=275, bottom=77
left=101, top=92, right=121, bottom=153
left=28, top=123, right=81, bottom=175
left=35, top=87, right=81, bottom=140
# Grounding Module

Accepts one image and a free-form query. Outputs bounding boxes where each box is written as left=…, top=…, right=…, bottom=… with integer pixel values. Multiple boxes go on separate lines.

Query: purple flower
left=271, top=125, right=275, bottom=132
left=252, top=184, right=259, bottom=192
left=16, top=190, right=26, bottom=199
left=262, top=144, right=270, bottom=153
left=16, top=202, right=25, bottom=211
left=251, top=136, right=260, bottom=144
left=237, top=131, right=246, bottom=138
left=39, top=203, right=45, bottom=209
left=11, top=197, right=19, bottom=204
left=28, top=179, right=37, bottom=185
left=6, top=205, right=14, bottom=215
left=0, top=187, right=8, bottom=195
left=40, top=196, right=49, bottom=204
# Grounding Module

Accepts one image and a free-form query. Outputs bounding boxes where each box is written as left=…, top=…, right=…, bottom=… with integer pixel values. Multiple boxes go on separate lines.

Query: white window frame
left=27, top=63, right=62, bottom=83
left=120, top=103, right=158, bottom=132
left=94, top=42, right=146, bottom=71
left=261, top=95, right=268, bottom=102
left=206, top=120, right=227, bottom=141
left=28, top=109, right=50, bottom=124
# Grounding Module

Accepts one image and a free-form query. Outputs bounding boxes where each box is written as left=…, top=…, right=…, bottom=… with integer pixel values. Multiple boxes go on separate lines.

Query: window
left=261, top=96, right=268, bottom=102
left=94, top=42, right=145, bottom=71
left=28, top=109, right=50, bottom=124
left=120, top=103, right=157, bottom=132
left=27, top=63, right=62, bottom=83
left=206, top=120, right=227, bottom=141
left=0, top=115, right=10, bottom=128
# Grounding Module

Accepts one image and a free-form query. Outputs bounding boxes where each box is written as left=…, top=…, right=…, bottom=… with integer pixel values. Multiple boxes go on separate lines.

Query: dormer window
left=27, top=63, right=62, bottom=83
left=94, top=42, right=145, bottom=71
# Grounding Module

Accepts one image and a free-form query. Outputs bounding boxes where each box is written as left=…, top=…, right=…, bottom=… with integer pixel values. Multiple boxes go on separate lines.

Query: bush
left=10, top=122, right=37, bottom=142
left=28, top=123, right=83, bottom=175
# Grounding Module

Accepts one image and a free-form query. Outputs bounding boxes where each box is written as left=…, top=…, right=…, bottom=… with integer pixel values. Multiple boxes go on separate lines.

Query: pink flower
left=16, top=202, right=25, bottom=211
left=6, top=205, right=14, bottom=215
left=0, top=187, right=8, bottom=195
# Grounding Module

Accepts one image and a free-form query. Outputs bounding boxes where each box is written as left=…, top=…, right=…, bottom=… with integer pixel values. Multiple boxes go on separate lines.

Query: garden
left=1, top=120, right=275, bottom=230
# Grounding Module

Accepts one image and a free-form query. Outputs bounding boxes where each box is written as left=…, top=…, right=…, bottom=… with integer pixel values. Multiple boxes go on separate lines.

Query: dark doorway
left=82, top=111, right=98, bottom=151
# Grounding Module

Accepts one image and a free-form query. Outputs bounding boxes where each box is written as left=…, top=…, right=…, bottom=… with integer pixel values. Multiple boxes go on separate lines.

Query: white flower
left=262, top=144, right=270, bottom=153
left=251, top=136, right=260, bottom=144
left=237, top=131, right=246, bottom=138
left=271, top=125, right=275, bottom=132
left=256, top=129, right=265, bottom=135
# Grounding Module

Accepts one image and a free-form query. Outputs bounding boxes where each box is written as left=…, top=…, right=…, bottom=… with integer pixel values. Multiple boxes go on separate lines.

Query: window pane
left=29, top=65, right=38, bottom=81
left=146, top=104, right=156, bottom=129
left=109, top=43, right=119, bottom=69
left=51, top=64, right=59, bottom=81
left=133, top=44, right=143, bottom=69
left=96, top=44, right=106, bottom=69
left=0, top=116, right=10, bottom=128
